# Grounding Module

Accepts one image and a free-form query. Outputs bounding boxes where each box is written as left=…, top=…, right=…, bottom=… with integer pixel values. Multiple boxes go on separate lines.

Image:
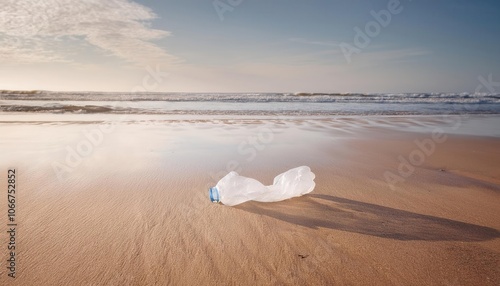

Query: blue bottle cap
left=209, top=187, right=220, bottom=203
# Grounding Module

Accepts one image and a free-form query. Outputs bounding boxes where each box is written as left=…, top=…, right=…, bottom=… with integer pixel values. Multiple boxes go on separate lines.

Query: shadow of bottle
left=236, top=194, right=500, bottom=242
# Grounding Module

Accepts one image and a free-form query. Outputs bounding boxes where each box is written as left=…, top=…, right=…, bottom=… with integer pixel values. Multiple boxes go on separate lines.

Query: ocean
left=1, top=91, right=500, bottom=116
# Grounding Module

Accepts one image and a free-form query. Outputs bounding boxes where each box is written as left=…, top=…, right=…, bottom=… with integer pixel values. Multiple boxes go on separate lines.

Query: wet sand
left=0, top=115, right=499, bottom=285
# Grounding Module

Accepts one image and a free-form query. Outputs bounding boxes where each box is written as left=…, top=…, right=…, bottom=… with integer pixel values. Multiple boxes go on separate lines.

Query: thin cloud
left=289, top=37, right=340, bottom=47
left=356, top=48, right=431, bottom=63
left=0, top=36, right=68, bottom=63
left=0, top=0, right=177, bottom=66
left=288, top=38, right=429, bottom=64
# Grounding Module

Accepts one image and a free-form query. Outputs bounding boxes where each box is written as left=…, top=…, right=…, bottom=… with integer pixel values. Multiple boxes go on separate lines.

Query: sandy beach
left=0, top=115, right=499, bottom=285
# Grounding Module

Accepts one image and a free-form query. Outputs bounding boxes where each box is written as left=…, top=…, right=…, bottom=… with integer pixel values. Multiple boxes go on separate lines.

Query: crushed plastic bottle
left=209, top=166, right=315, bottom=206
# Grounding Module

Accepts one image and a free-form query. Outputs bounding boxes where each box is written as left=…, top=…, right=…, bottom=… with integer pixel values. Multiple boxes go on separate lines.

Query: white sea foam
left=1, top=91, right=499, bottom=115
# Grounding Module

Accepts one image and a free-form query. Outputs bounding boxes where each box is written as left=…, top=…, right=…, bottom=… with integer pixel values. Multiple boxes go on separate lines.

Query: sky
left=1, top=0, right=499, bottom=93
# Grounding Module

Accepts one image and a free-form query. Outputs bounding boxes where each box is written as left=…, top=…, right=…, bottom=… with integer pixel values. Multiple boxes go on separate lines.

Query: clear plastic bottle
left=209, top=166, right=315, bottom=206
